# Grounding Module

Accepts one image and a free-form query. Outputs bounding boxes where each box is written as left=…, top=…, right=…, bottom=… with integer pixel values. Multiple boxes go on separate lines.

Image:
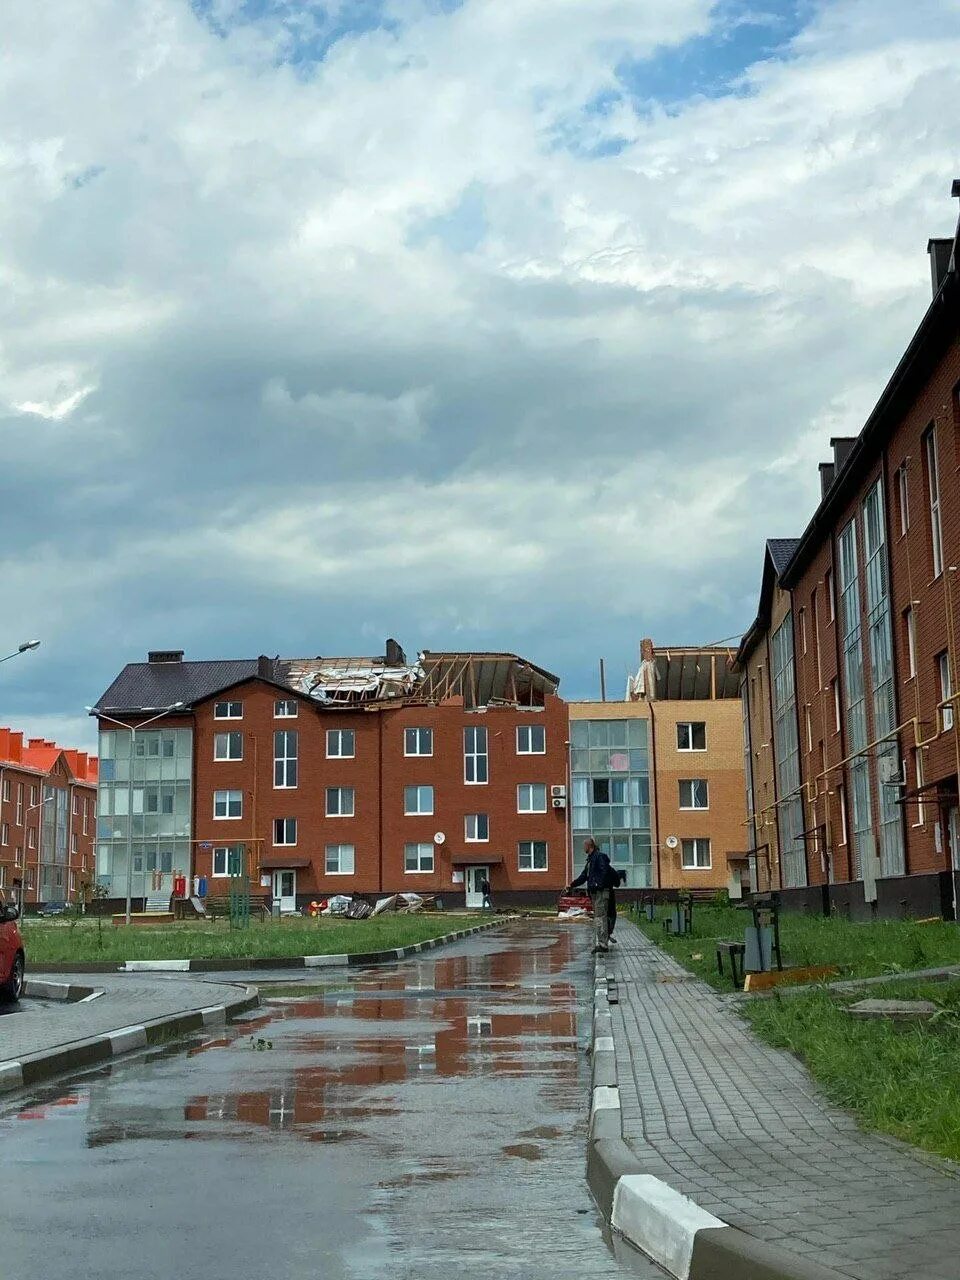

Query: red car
left=0, top=889, right=25, bottom=1001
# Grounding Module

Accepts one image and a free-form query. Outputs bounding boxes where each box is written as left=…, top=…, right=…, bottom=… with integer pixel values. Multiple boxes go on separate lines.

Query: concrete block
left=612, top=1175, right=723, bottom=1280
left=109, top=1025, right=148, bottom=1054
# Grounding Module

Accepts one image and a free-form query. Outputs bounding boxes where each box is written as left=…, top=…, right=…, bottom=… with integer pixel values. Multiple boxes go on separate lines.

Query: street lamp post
left=0, top=640, right=41, bottom=664
left=85, top=703, right=185, bottom=926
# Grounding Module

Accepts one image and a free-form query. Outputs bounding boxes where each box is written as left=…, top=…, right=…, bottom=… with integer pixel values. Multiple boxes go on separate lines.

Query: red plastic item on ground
left=173, top=874, right=187, bottom=899
left=558, top=893, right=593, bottom=914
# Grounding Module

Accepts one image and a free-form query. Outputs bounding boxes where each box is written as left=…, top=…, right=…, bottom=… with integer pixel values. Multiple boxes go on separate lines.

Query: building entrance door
left=272, top=869, right=297, bottom=914
left=465, top=866, right=488, bottom=909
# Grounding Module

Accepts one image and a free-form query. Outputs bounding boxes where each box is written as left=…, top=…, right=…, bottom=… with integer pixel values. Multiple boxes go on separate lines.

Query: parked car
left=0, top=890, right=25, bottom=1001
left=37, top=900, right=67, bottom=917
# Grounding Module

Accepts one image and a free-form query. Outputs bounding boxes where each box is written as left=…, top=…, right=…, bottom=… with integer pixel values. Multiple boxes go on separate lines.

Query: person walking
left=480, top=876, right=492, bottom=912
left=568, top=838, right=615, bottom=953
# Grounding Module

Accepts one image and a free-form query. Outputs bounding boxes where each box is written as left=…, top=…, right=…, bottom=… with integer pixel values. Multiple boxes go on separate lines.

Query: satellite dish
left=434, top=832, right=446, bottom=845
left=665, top=835, right=679, bottom=850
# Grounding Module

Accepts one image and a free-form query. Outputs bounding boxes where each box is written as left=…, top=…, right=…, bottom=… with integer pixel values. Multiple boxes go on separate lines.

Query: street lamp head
left=18, top=640, right=41, bottom=652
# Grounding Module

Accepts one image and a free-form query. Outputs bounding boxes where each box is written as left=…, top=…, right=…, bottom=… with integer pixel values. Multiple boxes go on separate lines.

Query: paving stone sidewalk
left=0, top=974, right=254, bottom=1066
left=609, top=920, right=960, bottom=1280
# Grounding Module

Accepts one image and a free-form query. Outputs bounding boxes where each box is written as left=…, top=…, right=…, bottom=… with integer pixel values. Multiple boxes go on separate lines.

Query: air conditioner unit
left=552, top=797, right=567, bottom=809
left=550, top=784, right=567, bottom=798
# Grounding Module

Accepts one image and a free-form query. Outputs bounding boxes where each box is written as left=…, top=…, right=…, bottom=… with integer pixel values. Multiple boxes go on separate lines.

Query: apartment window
left=212, top=845, right=243, bottom=877
left=518, top=840, right=548, bottom=872
left=273, top=818, right=297, bottom=846
left=214, top=790, right=243, bottom=819
left=326, top=843, right=355, bottom=875
left=465, top=813, right=489, bottom=842
left=681, top=837, right=711, bottom=869
left=832, top=678, right=841, bottom=732
left=326, top=786, right=355, bottom=817
left=1, top=780, right=8, bottom=803
left=30, top=785, right=38, bottom=806
left=799, top=607, right=808, bottom=655
left=925, top=426, right=944, bottom=578
left=904, top=607, right=917, bottom=678
left=327, top=729, right=355, bottom=759
left=825, top=568, right=835, bottom=622
left=16, top=783, right=23, bottom=824
left=805, top=706, right=813, bottom=754
left=0, top=824, right=7, bottom=847
left=404, top=784, right=434, bottom=815
left=214, top=701, right=243, bottom=720
left=14, top=847, right=21, bottom=867
left=679, top=779, right=709, bottom=810
left=274, top=699, right=298, bottom=718
left=896, top=463, right=910, bottom=535
left=677, top=722, right=706, bottom=751
left=838, top=784, right=848, bottom=845
left=913, top=749, right=925, bottom=827
left=404, top=727, right=433, bottom=756
left=27, top=828, right=37, bottom=849
left=214, top=731, right=243, bottom=761
left=517, top=783, right=547, bottom=813
left=464, top=726, right=488, bottom=784
left=71, top=833, right=78, bottom=854
left=73, top=793, right=80, bottom=815
left=0, top=866, right=4, bottom=888
left=812, top=589, right=822, bottom=689
left=938, top=651, right=954, bottom=730
left=274, top=730, right=298, bottom=788
left=83, top=796, right=90, bottom=834
left=404, top=841, right=434, bottom=873
left=516, top=724, right=546, bottom=754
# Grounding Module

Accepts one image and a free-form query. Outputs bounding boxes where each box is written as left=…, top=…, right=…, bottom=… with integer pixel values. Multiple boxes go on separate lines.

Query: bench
left=716, top=940, right=746, bottom=988
left=204, top=894, right=273, bottom=923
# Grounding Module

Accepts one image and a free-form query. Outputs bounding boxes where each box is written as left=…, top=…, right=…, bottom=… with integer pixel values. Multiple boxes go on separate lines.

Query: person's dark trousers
left=607, top=888, right=617, bottom=939
left=482, top=894, right=492, bottom=911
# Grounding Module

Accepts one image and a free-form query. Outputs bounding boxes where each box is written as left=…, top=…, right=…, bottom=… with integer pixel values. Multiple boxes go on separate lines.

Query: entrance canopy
left=451, top=854, right=504, bottom=866
left=259, top=852, right=312, bottom=869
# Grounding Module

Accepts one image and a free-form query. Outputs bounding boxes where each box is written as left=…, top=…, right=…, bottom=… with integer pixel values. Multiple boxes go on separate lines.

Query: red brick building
left=739, top=183, right=960, bottom=918
left=92, top=644, right=570, bottom=910
left=0, top=728, right=98, bottom=906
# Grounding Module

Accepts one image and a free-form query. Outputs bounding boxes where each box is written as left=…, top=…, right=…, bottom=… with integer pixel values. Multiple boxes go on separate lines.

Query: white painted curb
left=108, top=1025, right=148, bottom=1054
left=123, top=959, right=190, bottom=972
left=612, top=1175, right=724, bottom=1280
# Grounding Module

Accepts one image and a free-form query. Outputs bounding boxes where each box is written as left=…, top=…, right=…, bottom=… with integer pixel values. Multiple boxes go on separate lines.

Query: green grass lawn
left=631, top=902, right=960, bottom=989
left=743, top=979, right=960, bottom=1163
left=23, top=913, right=481, bottom=964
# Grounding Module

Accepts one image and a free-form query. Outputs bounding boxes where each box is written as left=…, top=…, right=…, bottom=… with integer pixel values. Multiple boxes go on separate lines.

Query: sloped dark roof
left=766, top=538, right=800, bottom=576
left=94, top=660, right=267, bottom=713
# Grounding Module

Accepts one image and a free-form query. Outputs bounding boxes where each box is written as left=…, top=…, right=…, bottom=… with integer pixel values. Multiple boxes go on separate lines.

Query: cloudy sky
left=2, top=0, right=960, bottom=751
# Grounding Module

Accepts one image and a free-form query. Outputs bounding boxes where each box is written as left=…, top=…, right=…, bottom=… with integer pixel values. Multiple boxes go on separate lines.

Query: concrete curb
left=586, top=959, right=844, bottom=1280
left=23, top=978, right=99, bottom=1002
left=30, top=915, right=514, bottom=974
left=0, top=983, right=259, bottom=1097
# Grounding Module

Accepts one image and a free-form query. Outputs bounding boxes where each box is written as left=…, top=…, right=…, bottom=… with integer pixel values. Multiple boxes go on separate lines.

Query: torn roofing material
left=92, top=646, right=561, bottom=714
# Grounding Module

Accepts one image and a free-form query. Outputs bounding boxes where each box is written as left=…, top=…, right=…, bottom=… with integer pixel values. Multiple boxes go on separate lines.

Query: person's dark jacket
left=570, top=849, right=615, bottom=893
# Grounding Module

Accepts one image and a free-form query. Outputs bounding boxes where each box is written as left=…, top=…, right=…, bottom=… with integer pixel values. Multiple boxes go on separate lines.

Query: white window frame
left=518, top=840, right=548, bottom=872
left=274, top=699, right=298, bottom=718
left=838, top=784, right=848, bottom=845
left=212, top=845, right=243, bottom=877
left=273, top=817, right=297, bottom=846
left=326, top=786, right=355, bottom=818
left=677, top=722, right=707, bottom=752
left=939, top=651, right=954, bottom=731
left=832, top=678, right=841, bottom=732
left=214, top=701, right=243, bottom=720
left=404, top=841, right=434, bottom=873
left=799, top=607, right=807, bottom=655
left=1, top=780, right=8, bottom=803
left=214, top=731, right=243, bottom=761
left=826, top=568, right=835, bottom=622
left=274, top=730, right=298, bottom=789
left=404, top=727, right=433, bottom=757
left=516, top=724, right=546, bottom=755
left=404, top=784, right=434, bottom=816
left=326, top=728, right=355, bottom=759
left=681, top=837, right=711, bottom=870
left=325, top=843, right=355, bottom=875
left=213, top=790, right=243, bottom=820
left=465, top=813, right=489, bottom=842
left=905, top=606, right=917, bottom=678
left=913, top=750, right=925, bottom=828
left=679, top=779, right=709, bottom=810
left=926, top=427, right=944, bottom=578
left=464, top=726, right=488, bottom=785
left=805, top=706, right=813, bottom=754
left=16, top=784, right=23, bottom=824
left=0, top=823, right=7, bottom=847
left=71, top=832, right=77, bottom=854
left=517, top=783, right=547, bottom=813
left=73, top=793, right=80, bottom=815
left=897, top=463, right=910, bottom=535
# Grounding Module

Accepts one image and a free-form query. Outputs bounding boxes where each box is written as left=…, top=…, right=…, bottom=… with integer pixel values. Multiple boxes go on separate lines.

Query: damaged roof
left=92, top=645, right=560, bottom=715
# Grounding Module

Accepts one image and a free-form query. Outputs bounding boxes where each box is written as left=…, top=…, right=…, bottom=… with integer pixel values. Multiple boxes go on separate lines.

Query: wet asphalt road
left=0, top=921, right=662, bottom=1279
